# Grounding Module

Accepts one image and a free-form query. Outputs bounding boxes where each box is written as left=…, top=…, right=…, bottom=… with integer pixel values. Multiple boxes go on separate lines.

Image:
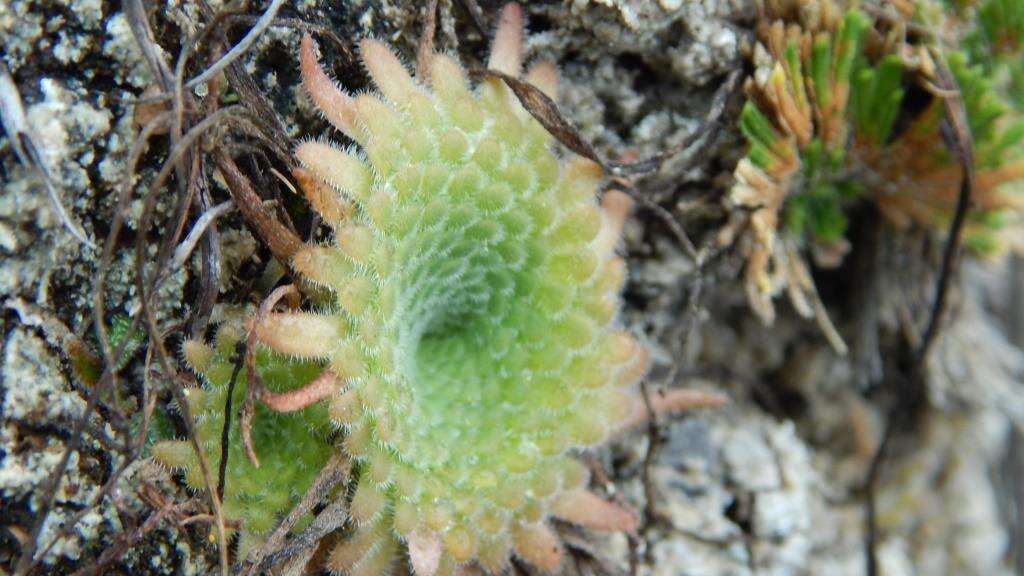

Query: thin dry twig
left=123, top=0, right=174, bottom=91
left=629, top=242, right=716, bottom=557
left=0, top=62, right=95, bottom=247
left=218, top=346, right=246, bottom=500
left=242, top=453, right=349, bottom=575
left=638, top=380, right=664, bottom=532
left=160, top=50, right=214, bottom=282
left=456, top=0, right=489, bottom=36
left=18, top=1, right=296, bottom=572
left=184, top=0, right=287, bottom=90
left=12, top=107, right=178, bottom=576
left=591, top=70, right=739, bottom=555
left=488, top=67, right=742, bottom=178
left=131, top=106, right=243, bottom=250
left=124, top=107, right=242, bottom=385
left=215, top=154, right=302, bottom=264
left=192, top=182, right=223, bottom=337
left=222, top=15, right=354, bottom=59
left=34, top=344, right=160, bottom=569
left=914, top=59, right=974, bottom=366
left=241, top=284, right=300, bottom=468
left=255, top=499, right=349, bottom=574
left=172, top=200, right=235, bottom=270
left=69, top=499, right=199, bottom=576
left=628, top=191, right=700, bottom=262
left=148, top=328, right=231, bottom=576
left=864, top=47, right=975, bottom=576
left=128, top=69, right=234, bottom=576
left=417, top=0, right=441, bottom=81
left=611, top=186, right=728, bottom=559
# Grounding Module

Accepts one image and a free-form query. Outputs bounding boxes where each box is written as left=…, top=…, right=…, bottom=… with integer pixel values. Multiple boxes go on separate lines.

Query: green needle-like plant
left=731, top=0, right=1024, bottom=331
left=730, top=8, right=869, bottom=336
left=861, top=50, right=1024, bottom=254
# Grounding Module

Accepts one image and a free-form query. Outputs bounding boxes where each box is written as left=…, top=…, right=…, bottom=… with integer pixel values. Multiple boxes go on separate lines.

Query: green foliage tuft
left=736, top=4, right=1024, bottom=259
left=850, top=55, right=905, bottom=148
left=152, top=323, right=334, bottom=556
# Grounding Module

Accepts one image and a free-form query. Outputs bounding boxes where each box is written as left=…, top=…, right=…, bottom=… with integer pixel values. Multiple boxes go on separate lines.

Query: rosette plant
left=156, top=4, right=724, bottom=574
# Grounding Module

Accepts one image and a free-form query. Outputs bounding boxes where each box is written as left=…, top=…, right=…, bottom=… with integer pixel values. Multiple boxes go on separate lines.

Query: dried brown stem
left=14, top=345, right=159, bottom=573
left=1, top=62, right=95, bottom=247
left=864, top=46, right=976, bottom=576
left=138, top=317, right=229, bottom=576
left=218, top=348, right=245, bottom=500
left=15, top=102, right=177, bottom=576
left=123, top=0, right=174, bottom=91
left=184, top=0, right=287, bottom=90
left=488, top=67, right=742, bottom=178
left=456, top=0, right=489, bottom=36
left=222, top=15, right=354, bottom=59
left=242, top=453, right=350, bottom=575
left=129, top=72, right=233, bottom=576
left=241, top=284, right=301, bottom=468
left=215, top=154, right=303, bottom=265
left=171, top=200, right=235, bottom=270
left=21, top=1, right=296, bottom=572
left=416, top=0, right=440, bottom=82
left=257, top=498, right=350, bottom=571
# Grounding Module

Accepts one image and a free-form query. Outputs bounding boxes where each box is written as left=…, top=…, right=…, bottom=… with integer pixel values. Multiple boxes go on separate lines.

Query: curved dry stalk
left=170, top=200, right=235, bottom=271
left=93, top=110, right=174, bottom=363
left=68, top=499, right=198, bottom=576
left=119, top=107, right=240, bottom=361
left=214, top=154, right=303, bottom=264
left=184, top=0, right=287, bottom=90
left=241, top=453, right=350, bottom=575
left=127, top=106, right=244, bottom=576
left=10, top=314, right=157, bottom=574
left=254, top=499, right=350, bottom=572
left=123, top=0, right=173, bottom=90
left=132, top=106, right=243, bottom=238
left=864, top=45, right=977, bottom=576
left=0, top=62, right=95, bottom=248
left=23, top=3, right=288, bottom=573
left=241, top=284, right=301, bottom=467
left=140, top=306, right=230, bottom=576
left=489, top=67, right=741, bottom=178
